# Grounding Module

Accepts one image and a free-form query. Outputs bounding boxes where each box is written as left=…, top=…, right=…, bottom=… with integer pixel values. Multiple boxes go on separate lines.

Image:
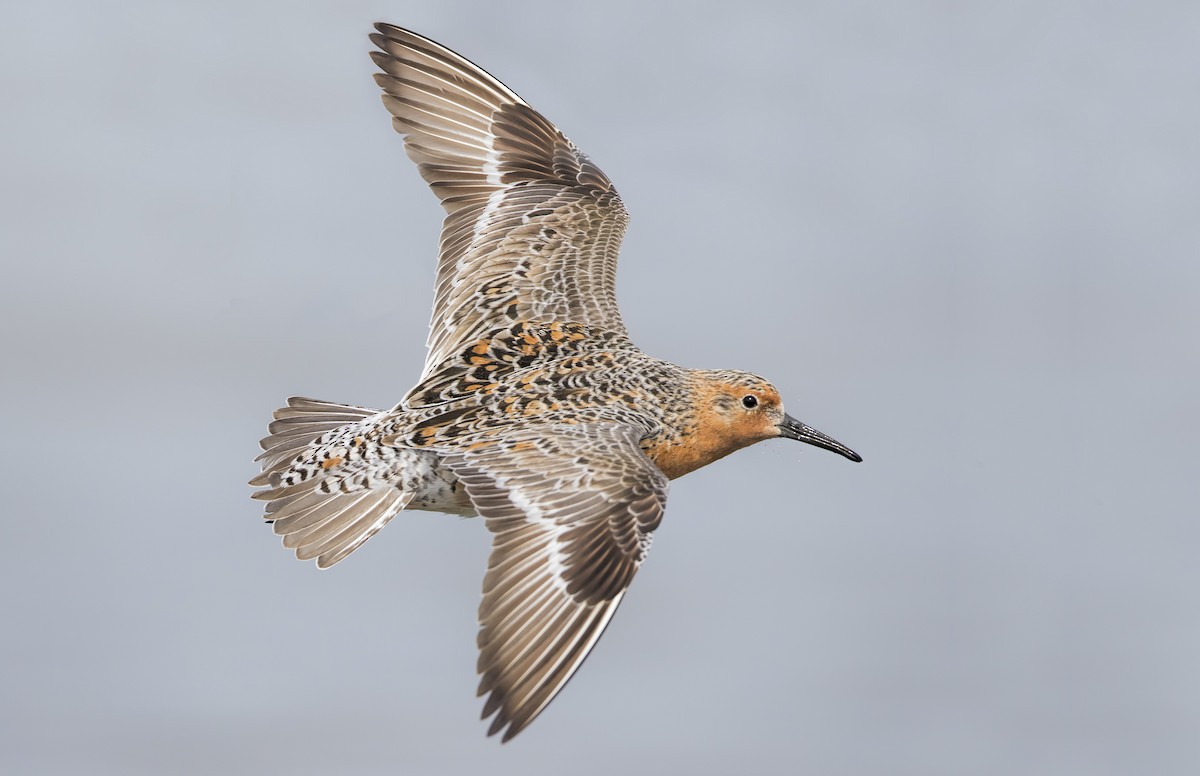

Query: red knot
left=251, top=23, right=862, bottom=742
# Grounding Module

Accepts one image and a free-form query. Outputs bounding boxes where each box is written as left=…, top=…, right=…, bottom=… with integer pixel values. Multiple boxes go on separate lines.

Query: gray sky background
left=2, top=2, right=1198, bottom=774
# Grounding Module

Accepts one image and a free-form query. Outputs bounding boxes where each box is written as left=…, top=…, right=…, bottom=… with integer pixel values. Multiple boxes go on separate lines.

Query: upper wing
left=440, top=423, right=668, bottom=741
left=369, top=24, right=632, bottom=379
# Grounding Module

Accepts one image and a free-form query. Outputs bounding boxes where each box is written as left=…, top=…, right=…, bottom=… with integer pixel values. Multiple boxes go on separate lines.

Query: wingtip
left=480, top=695, right=521, bottom=742
left=372, top=23, right=424, bottom=46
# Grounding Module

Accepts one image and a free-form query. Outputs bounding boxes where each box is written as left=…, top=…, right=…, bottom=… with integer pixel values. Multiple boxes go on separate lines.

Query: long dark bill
left=778, top=414, right=862, bottom=462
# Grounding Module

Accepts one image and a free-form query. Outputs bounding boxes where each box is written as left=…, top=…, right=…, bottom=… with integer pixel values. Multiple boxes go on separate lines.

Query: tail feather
left=253, top=397, right=380, bottom=477
left=250, top=396, right=412, bottom=569
left=292, top=490, right=413, bottom=567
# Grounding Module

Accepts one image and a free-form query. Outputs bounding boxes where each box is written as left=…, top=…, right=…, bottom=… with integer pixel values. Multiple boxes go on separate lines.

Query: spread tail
left=250, top=397, right=412, bottom=568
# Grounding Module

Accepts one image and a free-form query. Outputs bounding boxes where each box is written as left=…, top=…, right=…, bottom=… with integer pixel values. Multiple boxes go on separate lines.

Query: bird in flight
left=251, top=23, right=862, bottom=742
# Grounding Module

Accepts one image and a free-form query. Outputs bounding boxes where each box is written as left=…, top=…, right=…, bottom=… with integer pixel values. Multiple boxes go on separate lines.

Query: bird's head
left=693, top=369, right=862, bottom=463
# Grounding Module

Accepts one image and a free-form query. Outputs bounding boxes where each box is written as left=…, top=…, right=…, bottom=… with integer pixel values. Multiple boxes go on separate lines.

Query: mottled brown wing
left=369, top=24, right=632, bottom=380
left=440, top=423, right=668, bottom=742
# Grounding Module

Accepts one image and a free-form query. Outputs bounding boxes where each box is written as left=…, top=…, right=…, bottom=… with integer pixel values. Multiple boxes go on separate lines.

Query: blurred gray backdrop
left=2, top=1, right=1197, bottom=774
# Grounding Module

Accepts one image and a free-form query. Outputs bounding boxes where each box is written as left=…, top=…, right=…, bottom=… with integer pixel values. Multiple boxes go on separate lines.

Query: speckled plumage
left=251, top=24, right=861, bottom=742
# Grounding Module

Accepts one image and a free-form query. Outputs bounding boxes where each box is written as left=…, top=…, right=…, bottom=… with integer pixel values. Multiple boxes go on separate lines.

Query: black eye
left=741, top=395, right=758, bottom=409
